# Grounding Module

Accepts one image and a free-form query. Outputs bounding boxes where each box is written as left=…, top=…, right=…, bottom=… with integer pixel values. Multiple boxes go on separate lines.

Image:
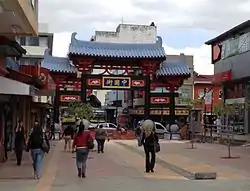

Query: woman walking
left=72, top=124, right=94, bottom=178
left=14, top=120, right=26, bottom=166
left=62, top=125, right=74, bottom=152
left=141, top=119, right=159, bottom=173
left=26, top=121, right=50, bottom=179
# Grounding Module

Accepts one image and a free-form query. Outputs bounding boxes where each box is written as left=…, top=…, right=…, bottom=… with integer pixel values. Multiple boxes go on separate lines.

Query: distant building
left=16, top=23, right=54, bottom=65
left=193, top=73, right=222, bottom=112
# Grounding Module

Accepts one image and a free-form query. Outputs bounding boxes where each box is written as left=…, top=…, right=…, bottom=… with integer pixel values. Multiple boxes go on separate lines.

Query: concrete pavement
left=1, top=140, right=250, bottom=191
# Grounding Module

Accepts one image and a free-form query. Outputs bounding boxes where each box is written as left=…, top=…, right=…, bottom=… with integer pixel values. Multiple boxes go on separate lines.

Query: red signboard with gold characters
left=150, top=97, right=169, bottom=104
left=131, top=80, right=145, bottom=87
left=87, top=79, right=101, bottom=86
left=60, top=95, right=80, bottom=102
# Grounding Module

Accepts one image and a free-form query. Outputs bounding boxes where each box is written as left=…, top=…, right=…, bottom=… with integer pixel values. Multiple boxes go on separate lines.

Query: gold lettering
left=114, top=80, right=120, bottom=86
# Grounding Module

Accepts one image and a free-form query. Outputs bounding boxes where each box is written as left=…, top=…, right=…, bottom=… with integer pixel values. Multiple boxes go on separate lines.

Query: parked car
left=154, top=122, right=169, bottom=134
left=97, top=123, right=126, bottom=133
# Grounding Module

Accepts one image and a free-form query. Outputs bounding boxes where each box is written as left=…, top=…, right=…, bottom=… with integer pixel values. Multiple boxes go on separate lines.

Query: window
left=27, top=37, right=39, bottom=46
left=219, top=90, right=222, bottom=99
left=221, top=32, right=250, bottom=59
left=109, top=124, right=116, bottom=129
left=19, top=37, right=26, bottom=46
left=39, top=36, right=48, bottom=47
left=155, top=124, right=164, bottom=130
left=179, top=87, right=191, bottom=99
left=198, top=89, right=204, bottom=98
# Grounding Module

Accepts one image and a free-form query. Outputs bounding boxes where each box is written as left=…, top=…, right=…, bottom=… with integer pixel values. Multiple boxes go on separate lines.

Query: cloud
left=164, top=44, right=213, bottom=75
left=39, top=0, right=250, bottom=33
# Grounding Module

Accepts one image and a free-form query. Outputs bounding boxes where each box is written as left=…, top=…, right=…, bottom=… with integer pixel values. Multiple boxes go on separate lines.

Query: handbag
left=153, top=133, right=160, bottom=153
left=87, top=134, right=94, bottom=149
left=41, top=133, right=50, bottom=153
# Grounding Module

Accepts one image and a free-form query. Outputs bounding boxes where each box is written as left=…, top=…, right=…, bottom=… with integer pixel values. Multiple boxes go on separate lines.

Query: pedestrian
left=72, top=124, right=94, bottom=178
left=95, top=125, right=108, bottom=153
left=62, top=125, right=74, bottom=152
left=26, top=121, right=50, bottom=179
left=14, top=119, right=26, bottom=166
left=50, top=123, right=55, bottom=140
left=141, top=119, right=159, bottom=173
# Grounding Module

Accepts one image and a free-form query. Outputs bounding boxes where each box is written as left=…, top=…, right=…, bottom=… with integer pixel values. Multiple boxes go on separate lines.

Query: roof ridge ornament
left=156, top=36, right=162, bottom=46
left=71, top=32, right=77, bottom=44
left=44, top=48, right=51, bottom=59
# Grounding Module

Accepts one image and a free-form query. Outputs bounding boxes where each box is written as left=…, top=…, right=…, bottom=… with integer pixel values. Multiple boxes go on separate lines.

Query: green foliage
left=182, top=97, right=203, bottom=111
left=213, top=101, right=241, bottom=116
left=68, top=101, right=93, bottom=121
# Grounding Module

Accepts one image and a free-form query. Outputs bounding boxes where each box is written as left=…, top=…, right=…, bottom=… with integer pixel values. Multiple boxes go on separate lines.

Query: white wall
left=95, top=24, right=157, bottom=44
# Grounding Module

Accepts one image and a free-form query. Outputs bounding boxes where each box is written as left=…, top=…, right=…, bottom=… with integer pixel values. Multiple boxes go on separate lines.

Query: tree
left=182, top=97, right=203, bottom=149
left=68, top=101, right=94, bottom=121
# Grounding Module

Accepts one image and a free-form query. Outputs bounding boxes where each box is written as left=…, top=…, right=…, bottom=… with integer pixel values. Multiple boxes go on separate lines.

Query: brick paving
left=1, top=140, right=250, bottom=191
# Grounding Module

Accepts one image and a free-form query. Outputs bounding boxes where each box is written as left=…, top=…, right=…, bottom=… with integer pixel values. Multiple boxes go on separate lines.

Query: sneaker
left=150, top=169, right=154, bottom=173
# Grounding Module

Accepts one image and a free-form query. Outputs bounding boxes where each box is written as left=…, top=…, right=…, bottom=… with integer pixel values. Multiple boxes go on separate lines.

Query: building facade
left=193, top=73, right=222, bottom=112
left=0, top=0, right=38, bottom=35
left=205, top=20, right=250, bottom=134
left=0, top=0, right=39, bottom=161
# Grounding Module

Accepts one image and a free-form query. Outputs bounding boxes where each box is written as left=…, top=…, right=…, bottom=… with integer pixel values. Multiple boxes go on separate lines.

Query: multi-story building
left=0, top=0, right=39, bottom=161
left=16, top=23, right=53, bottom=65
left=0, top=0, right=38, bottom=35
left=14, top=23, right=54, bottom=126
left=205, top=20, right=250, bottom=134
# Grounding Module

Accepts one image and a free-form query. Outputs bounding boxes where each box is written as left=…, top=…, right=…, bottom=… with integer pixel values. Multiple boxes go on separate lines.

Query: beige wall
left=0, top=0, right=38, bottom=35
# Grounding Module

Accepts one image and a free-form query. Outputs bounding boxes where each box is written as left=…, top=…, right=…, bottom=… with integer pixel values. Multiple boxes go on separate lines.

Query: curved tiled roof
left=41, top=49, right=76, bottom=73
left=68, top=32, right=166, bottom=59
left=156, top=60, right=190, bottom=77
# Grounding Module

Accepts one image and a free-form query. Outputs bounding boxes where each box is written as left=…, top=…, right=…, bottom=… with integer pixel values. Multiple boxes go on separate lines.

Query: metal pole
left=116, top=89, right=118, bottom=119
left=161, top=87, right=164, bottom=123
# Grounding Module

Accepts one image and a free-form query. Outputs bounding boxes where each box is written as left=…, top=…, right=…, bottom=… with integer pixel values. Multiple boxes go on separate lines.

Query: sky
left=38, top=0, right=250, bottom=75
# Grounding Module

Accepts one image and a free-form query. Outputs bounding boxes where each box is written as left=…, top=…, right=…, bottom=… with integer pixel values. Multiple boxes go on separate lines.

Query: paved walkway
left=0, top=140, right=250, bottom=191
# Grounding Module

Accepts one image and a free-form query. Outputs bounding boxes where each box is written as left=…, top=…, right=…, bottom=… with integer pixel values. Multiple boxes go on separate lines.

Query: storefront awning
left=0, top=76, right=38, bottom=96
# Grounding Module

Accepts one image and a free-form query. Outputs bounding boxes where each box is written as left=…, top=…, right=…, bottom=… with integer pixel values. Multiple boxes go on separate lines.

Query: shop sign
left=131, top=80, right=145, bottom=87
left=102, top=77, right=131, bottom=89
left=150, top=97, right=169, bottom=104
left=60, top=95, right=80, bottom=102
left=87, top=79, right=101, bottom=86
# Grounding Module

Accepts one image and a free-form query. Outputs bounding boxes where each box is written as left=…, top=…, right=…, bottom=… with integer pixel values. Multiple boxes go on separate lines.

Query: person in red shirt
left=72, top=124, right=94, bottom=178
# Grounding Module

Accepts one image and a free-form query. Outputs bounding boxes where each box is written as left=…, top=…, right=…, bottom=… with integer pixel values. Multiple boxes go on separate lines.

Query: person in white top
left=214, top=117, right=222, bottom=134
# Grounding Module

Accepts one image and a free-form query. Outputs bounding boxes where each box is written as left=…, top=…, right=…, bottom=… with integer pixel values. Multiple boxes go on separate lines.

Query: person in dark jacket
left=62, top=125, right=74, bottom=152
left=95, top=125, right=108, bottom=153
left=14, top=120, right=26, bottom=166
left=27, top=121, right=50, bottom=179
left=141, top=120, right=159, bottom=173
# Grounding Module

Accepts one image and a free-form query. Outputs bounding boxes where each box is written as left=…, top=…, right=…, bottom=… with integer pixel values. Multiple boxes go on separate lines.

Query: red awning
left=8, top=69, right=33, bottom=83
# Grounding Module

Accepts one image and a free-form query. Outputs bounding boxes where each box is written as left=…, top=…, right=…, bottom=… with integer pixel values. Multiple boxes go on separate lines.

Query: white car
left=154, top=122, right=169, bottom=134
left=97, top=123, right=126, bottom=132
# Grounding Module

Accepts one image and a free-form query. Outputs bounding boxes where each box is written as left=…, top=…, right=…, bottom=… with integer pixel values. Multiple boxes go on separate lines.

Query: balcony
left=0, top=0, right=38, bottom=35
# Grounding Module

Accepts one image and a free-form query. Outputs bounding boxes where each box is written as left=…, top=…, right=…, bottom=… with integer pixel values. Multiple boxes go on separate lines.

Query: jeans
left=96, top=139, right=105, bottom=152
left=31, top=149, right=44, bottom=178
left=144, top=145, right=156, bottom=171
left=76, top=148, right=89, bottom=174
